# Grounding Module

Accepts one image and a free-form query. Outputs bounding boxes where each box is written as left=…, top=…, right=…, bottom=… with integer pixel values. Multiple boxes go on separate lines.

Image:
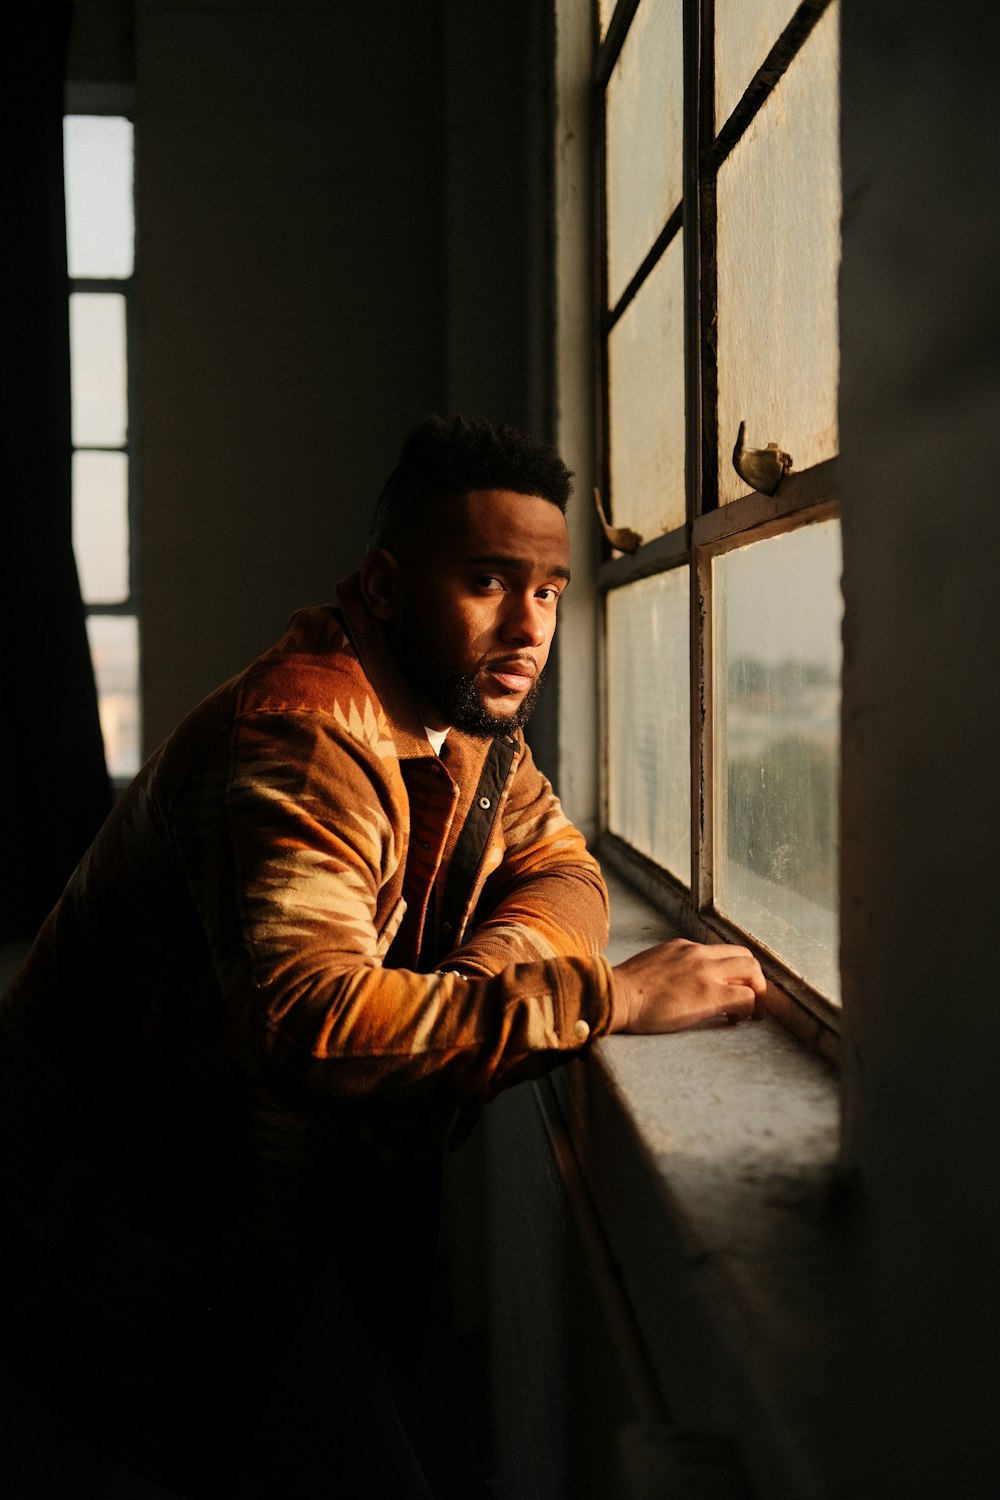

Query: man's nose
left=500, top=592, right=547, bottom=648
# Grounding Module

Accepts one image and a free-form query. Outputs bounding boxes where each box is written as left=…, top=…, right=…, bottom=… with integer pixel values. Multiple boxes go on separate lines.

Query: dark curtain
left=2, top=4, right=112, bottom=941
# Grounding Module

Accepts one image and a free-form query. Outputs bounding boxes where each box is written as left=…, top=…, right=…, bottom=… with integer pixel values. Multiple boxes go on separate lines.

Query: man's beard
left=427, top=665, right=545, bottom=738
left=389, top=613, right=545, bottom=738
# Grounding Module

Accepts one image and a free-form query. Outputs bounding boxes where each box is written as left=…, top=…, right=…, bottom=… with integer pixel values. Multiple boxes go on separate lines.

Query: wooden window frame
left=594, top=0, right=841, bottom=1056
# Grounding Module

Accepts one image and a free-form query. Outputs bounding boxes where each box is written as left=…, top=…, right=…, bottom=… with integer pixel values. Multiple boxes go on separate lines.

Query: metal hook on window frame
left=593, top=487, right=643, bottom=554
left=732, top=421, right=793, bottom=496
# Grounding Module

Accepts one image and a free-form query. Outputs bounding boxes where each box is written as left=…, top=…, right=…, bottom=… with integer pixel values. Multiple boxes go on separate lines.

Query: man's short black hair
left=367, top=414, right=573, bottom=552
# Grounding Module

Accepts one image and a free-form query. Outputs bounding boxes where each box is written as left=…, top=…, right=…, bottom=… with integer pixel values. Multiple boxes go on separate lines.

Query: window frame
left=593, top=0, right=841, bottom=1053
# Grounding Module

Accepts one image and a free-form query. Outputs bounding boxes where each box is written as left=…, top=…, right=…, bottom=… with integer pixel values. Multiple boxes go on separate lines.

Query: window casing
left=64, top=108, right=140, bottom=784
left=595, top=0, right=842, bottom=1045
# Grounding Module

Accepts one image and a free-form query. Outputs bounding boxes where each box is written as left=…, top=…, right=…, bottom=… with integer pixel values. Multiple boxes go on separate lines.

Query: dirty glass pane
left=86, top=614, right=142, bottom=782
left=715, top=3, right=839, bottom=504
left=64, top=115, right=134, bottom=279
left=73, top=451, right=129, bottom=604
left=714, top=521, right=842, bottom=999
left=70, top=293, right=128, bottom=448
left=607, top=568, right=690, bottom=882
left=714, top=0, right=801, bottom=128
left=608, top=233, right=685, bottom=539
left=605, top=0, right=683, bottom=309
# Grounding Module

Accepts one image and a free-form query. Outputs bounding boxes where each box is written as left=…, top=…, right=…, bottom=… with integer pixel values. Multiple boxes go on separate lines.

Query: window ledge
left=547, top=869, right=856, bottom=1500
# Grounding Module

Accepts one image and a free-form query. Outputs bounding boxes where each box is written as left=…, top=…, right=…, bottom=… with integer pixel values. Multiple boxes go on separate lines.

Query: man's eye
left=536, top=586, right=562, bottom=604
left=474, top=575, right=505, bottom=592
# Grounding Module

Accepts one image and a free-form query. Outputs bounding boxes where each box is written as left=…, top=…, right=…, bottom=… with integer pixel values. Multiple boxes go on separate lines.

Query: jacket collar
left=334, top=571, right=455, bottom=763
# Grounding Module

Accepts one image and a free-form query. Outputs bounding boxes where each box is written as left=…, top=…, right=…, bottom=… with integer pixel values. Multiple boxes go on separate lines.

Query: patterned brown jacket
left=0, top=576, right=613, bottom=1334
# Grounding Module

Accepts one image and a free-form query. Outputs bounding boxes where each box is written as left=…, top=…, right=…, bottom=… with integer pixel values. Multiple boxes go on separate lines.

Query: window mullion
left=597, top=522, right=688, bottom=592
left=692, top=547, right=714, bottom=909
left=693, top=458, right=839, bottom=551
left=688, top=0, right=712, bottom=907
left=125, top=281, right=138, bottom=619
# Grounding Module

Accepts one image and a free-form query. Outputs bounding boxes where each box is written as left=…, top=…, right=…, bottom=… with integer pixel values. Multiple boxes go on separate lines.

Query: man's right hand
left=610, top=938, right=766, bottom=1034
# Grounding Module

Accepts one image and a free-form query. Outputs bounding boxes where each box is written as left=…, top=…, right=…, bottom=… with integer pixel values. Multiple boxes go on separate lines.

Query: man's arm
left=174, top=710, right=762, bottom=1130
left=441, top=737, right=765, bottom=1033
left=172, top=709, right=615, bottom=1118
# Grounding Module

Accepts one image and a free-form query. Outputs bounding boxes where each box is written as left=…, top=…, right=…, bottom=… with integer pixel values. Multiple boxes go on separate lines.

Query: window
left=64, top=111, right=140, bottom=782
left=595, top=0, right=842, bottom=1037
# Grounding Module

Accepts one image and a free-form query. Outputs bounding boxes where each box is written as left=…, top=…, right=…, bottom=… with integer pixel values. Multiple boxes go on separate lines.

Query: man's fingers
left=610, top=937, right=768, bottom=1034
left=712, top=946, right=767, bottom=995
left=721, top=985, right=758, bottom=1024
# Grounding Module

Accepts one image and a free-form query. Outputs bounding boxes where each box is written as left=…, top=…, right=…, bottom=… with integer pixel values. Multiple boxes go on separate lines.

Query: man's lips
left=483, top=657, right=537, bottom=693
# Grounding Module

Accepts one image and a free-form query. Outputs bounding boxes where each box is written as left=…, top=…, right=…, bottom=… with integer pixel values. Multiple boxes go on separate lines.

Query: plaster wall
left=133, top=1, right=448, bottom=749
left=127, top=0, right=556, bottom=754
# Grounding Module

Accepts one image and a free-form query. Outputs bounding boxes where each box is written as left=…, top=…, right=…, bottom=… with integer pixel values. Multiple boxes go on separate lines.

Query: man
left=0, top=415, right=764, bottom=1497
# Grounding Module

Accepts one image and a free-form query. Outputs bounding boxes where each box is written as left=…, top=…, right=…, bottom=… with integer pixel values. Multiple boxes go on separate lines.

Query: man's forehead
left=464, top=548, right=572, bottom=582
left=444, top=487, right=570, bottom=554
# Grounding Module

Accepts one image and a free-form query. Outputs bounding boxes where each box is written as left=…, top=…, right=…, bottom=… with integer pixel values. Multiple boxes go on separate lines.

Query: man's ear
left=359, top=548, right=401, bottom=621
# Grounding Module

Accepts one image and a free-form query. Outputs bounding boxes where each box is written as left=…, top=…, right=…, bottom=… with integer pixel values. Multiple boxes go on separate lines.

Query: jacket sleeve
left=172, top=707, right=614, bottom=1118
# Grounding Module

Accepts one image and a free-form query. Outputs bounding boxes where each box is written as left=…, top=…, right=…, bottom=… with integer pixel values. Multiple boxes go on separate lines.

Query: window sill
left=545, top=869, right=856, bottom=1500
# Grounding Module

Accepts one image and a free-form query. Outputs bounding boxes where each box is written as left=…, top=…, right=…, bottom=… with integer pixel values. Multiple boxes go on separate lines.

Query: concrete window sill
left=546, top=869, right=856, bottom=1500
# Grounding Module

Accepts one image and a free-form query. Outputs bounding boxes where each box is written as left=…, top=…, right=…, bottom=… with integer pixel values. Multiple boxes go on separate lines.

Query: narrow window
left=64, top=112, right=140, bottom=783
left=597, top=0, right=842, bottom=1036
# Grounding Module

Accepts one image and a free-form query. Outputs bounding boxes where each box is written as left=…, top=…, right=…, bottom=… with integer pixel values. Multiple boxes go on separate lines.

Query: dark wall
left=839, top=3, right=1000, bottom=1493
left=135, top=2, right=449, bottom=745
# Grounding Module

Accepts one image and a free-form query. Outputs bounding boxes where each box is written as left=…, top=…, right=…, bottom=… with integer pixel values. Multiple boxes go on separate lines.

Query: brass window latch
left=593, top=487, right=643, bottom=554
left=732, top=420, right=792, bottom=495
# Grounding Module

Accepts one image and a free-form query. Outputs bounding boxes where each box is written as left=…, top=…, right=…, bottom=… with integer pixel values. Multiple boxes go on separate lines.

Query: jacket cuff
left=550, top=954, right=615, bottom=1048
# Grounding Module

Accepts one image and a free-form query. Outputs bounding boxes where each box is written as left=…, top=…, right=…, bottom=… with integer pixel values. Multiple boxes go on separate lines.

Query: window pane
left=714, top=521, right=841, bottom=999
left=714, top=0, right=801, bottom=128
left=64, top=115, right=135, bottom=279
left=607, top=569, right=690, bottom=882
left=608, top=233, right=686, bottom=538
left=69, top=293, right=128, bottom=448
left=86, top=614, right=141, bottom=781
left=605, top=0, right=683, bottom=308
left=73, top=451, right=129, bottom=604
left=715, top=3, right=839, bottom=503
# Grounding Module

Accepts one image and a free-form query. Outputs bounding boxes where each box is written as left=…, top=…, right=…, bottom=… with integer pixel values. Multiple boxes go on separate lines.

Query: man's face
left=386, top=488, right=571, bottom=737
